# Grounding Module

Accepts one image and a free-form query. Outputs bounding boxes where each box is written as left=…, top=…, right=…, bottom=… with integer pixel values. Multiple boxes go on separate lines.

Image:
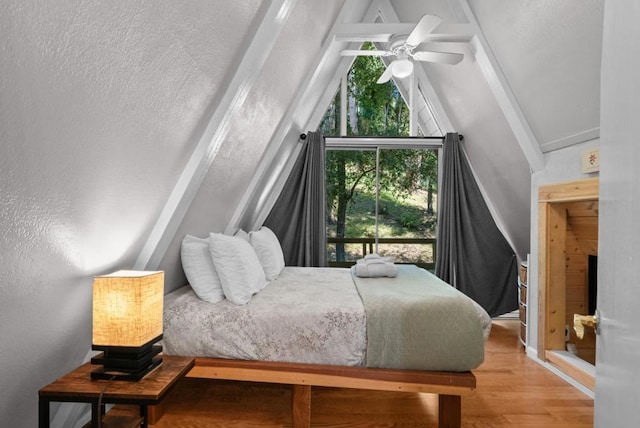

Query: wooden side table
left=39, top=355, right=194, bottom=428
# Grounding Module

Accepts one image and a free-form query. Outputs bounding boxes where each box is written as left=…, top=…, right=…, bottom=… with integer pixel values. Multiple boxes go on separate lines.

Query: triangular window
left=319, top=43, right=412, bottom=137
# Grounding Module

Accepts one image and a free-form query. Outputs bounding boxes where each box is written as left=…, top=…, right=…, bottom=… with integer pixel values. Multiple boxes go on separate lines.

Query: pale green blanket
left=352, top=264, right=489, bottom=372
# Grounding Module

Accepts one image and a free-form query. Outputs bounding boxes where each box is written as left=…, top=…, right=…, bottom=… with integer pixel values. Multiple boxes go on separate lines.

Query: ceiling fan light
left=392, top=59, right=413, bottom=78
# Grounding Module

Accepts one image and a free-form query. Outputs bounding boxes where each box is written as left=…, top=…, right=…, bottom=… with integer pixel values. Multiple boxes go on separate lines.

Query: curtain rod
left=299, top=134, right=463, bottom=141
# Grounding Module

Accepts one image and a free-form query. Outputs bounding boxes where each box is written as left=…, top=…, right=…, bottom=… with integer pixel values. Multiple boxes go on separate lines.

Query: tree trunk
left=427, top=182, right=434, bottom=215
left=348, top=95, right=358, bottom=135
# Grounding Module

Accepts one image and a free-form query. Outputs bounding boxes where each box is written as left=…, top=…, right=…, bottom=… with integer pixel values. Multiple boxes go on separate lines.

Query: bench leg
left=438, top=394, right=461, bottom=428
left=292, top=385, right=311, bottom=428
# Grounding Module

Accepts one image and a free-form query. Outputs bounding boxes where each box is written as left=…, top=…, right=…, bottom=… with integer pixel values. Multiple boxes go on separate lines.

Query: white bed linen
left=163, top=267, right=367, bottom=366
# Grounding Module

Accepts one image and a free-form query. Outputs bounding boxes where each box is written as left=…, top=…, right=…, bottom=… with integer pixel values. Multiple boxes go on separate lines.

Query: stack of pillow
left=180, top=226, right=285, bottom=305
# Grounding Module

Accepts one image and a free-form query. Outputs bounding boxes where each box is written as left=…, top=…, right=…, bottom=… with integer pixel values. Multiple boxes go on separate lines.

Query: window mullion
left=375, top=147, right=380, bottom=254
left=340, top=73, right=347, bottom=137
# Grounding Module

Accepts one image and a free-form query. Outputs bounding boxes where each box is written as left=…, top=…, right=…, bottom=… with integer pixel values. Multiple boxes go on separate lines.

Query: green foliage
left=338, top=190, right=437, bottom=238
left=348, top=53, right=409, bottom=137
left=319, top=42, right=408, bottom=137
left=379, top=149, right=437, bottom=198
left=398, top=211, right=422, bottom=229
left=319, top=90, right=340, bottom=136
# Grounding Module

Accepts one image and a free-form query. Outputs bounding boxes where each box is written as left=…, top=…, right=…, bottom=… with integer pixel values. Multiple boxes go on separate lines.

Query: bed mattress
left=163, top=266, right=491, bottom=371
left=163, top=267, right=367, bottom=366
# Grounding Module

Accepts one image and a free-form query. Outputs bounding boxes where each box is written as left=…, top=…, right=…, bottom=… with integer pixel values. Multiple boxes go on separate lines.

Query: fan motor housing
left=388, top=35, right=414, bottom=56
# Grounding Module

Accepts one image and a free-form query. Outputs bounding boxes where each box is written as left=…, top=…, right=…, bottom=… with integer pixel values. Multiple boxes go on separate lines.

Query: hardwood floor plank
left=116, top=320, right=593, bottom=427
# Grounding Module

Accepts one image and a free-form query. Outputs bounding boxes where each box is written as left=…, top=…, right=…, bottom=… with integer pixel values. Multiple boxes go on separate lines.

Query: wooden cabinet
left=518, top=260, right=528, bottom=347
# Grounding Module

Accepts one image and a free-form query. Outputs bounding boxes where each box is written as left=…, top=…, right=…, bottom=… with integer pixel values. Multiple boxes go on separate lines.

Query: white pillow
left=209, top=232, right=267, bottom=305
left=180, top=235, right=225, bottom=303
left=249, top=226, right=285, bottom=281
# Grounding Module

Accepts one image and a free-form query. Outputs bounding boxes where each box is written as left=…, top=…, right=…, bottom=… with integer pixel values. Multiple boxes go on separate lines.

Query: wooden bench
left=158, top=357, right=476, bottom=428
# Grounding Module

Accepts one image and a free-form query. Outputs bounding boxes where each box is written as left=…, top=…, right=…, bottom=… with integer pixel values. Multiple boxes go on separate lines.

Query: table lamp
left=91, top=270, right=164, bottom=381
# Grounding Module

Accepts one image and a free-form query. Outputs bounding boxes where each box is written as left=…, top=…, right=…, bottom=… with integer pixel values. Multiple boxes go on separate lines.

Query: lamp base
left=90, top=356, right=162, bottom=381
left=91, top=335, right=163, bottom=381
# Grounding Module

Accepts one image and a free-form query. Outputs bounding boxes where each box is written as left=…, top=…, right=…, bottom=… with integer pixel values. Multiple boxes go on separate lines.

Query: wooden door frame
left=537, top=178, right=599, bottom=360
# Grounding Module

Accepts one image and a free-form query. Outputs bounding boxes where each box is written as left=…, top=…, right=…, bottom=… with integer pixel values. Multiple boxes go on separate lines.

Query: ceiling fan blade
left=413, top=51, right=464, bottom=65
left=376, top=65, right=395, bottom=84
left=406, top=14, right=442, bottom=46
left=340, top=49, right=391, bottom=57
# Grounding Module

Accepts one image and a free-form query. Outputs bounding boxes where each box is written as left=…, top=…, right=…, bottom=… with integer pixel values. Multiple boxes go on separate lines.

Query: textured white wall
left=157, top=1, right=346, bottom=291
left=0, top=1, right=260, bottom=426
left=468, top=0, right=603, bottom=147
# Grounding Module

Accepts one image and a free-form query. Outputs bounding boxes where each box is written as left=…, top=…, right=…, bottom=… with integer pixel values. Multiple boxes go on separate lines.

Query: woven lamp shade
left=92, top=270, right=164, bottom=347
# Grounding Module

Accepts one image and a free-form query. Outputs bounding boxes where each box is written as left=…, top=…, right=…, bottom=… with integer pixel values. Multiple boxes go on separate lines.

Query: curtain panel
left=435, top=133, right=518, bottom=317
left=264, top=131, right=327, bottom=267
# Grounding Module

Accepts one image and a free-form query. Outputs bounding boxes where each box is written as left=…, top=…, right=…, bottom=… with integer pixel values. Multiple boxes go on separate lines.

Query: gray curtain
left=435, top=133, right=518, bottom=317
left=264, top=131, right=327, bottom=267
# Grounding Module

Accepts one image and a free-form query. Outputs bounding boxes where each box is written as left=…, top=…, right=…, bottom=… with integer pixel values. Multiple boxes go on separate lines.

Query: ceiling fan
left=340, top=15, right=464, bottom=84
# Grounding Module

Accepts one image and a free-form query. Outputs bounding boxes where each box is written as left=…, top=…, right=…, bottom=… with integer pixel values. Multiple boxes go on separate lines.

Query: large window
left=319, top=44, right=440, bottom=269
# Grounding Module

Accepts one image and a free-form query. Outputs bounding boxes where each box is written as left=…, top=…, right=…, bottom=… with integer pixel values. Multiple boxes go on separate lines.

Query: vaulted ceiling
left=151, top=0, right=603, bottom=284
left=1, top=0, right=604, bottom=287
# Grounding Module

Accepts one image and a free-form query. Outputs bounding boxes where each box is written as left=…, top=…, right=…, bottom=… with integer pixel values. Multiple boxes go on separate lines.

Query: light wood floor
left=131, top=320, right=594, bottom=427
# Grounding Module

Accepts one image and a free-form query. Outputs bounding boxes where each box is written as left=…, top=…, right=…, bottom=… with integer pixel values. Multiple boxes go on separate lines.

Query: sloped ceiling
left=152, top=0, right=604, bottom=283
left=156, top=0, right=350, bottom=289
left=389, top=0, right=602, bottom=258
left=468, top=0, right=603, bottom=151
left=390, top=0, right=535, bottom=258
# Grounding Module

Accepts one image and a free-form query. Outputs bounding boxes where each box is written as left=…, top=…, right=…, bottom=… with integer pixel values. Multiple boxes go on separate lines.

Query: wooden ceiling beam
left=335, top=23, right=473, bottom=43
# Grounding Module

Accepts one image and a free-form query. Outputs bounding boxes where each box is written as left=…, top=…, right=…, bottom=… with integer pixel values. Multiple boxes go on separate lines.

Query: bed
left=160, top=260, right=491, bottom=427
